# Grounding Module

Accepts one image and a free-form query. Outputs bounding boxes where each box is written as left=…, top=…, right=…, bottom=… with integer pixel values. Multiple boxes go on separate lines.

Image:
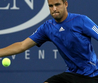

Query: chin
left=55, top=17, right=61, bottom=21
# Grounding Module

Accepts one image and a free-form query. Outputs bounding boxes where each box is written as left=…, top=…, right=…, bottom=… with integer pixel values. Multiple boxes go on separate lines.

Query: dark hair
left=48, top=0, right=67, bottom=3
left=62, top=0, right=67, bottom=3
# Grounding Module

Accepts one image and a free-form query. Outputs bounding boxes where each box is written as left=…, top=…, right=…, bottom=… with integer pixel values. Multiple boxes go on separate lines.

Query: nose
left=53, top=6, right=56, bottom=11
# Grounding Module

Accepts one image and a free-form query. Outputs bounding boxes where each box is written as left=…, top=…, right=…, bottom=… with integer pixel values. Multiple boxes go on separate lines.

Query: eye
left=49, top=4, right=53, bottom=7
left=55, top=3, right=61, bottom=6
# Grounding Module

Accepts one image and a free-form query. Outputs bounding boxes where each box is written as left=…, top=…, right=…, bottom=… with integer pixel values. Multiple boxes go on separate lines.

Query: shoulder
left=68, top=13, right=89, bottom=21
left=72, top=13, right=92, bottom=23
left=39, top=19, right=55, bottom=30
left=36, top=19, right=54, bottom=33
left=69, top=13, right=87, bottom=18
left=68, top=13, right=89, bottom=22
left=44, top=19, right=55, bottom=25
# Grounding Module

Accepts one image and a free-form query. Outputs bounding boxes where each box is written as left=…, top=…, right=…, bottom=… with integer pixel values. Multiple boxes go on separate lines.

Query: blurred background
left=0, top=0, right=98, bottom=83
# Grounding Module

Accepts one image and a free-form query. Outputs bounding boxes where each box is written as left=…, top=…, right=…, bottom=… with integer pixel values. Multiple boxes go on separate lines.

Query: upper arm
left=29, top=23, right=50, bottom=47
left=21, top=38, right=37, bottom=50
left=82, top=16, right=98, bottom=40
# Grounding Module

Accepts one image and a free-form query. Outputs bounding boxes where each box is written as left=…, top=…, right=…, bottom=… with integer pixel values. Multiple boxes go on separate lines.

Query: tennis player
left=0, top=0, right=98, bottom=83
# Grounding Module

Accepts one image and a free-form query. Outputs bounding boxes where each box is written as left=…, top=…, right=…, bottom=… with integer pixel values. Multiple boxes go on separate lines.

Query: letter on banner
left=53, top=49, right=58, bottom=59
left=0, top=3, right=10, bottom=9
left=25, top=50, right=30, bottom=60
left=10, top=0, right=19, bottom=10
left=25, top=0, right=34, bottom=10
left=39, top=50, right=45, bottom=59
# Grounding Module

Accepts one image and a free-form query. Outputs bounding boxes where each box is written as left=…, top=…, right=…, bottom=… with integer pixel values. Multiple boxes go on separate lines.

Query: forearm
left=0, top=38, right=36, bottom=57
left=0, top=42, right=25, bottom=57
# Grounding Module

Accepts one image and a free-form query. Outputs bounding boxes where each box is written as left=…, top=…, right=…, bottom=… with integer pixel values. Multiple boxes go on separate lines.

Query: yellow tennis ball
left=2, top=58, right=11, bottom=67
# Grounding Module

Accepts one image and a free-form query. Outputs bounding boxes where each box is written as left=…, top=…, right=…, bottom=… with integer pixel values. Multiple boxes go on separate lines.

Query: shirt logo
left=59, top=27, right=65, bottom=32
left=92, top=25, right=98, bottom=34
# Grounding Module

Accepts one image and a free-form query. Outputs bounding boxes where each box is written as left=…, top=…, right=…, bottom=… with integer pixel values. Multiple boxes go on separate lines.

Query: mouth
left=52, top=12, right=59, bottom=16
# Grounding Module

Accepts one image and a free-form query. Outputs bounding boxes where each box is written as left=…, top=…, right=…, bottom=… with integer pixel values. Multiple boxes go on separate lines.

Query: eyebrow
left=49, top=3, right=61, bottom=7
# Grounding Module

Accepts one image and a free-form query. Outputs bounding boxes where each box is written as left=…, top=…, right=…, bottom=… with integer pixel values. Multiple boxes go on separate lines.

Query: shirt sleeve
left=82, top=16, right=98, bottom=40
left=29, top=23, right=50, bottom=47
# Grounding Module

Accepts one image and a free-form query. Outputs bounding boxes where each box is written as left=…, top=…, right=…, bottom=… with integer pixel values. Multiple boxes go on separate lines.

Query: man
left=0, top=0, right=98, bottom=83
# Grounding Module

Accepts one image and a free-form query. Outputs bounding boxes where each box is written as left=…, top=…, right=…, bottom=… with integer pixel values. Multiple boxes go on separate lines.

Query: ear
left=65, top=1, right=68, bottom=7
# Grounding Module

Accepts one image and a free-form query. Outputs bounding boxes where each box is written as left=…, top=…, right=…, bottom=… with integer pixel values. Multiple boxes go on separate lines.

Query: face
left=48, top=0, right=68, bottom=22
